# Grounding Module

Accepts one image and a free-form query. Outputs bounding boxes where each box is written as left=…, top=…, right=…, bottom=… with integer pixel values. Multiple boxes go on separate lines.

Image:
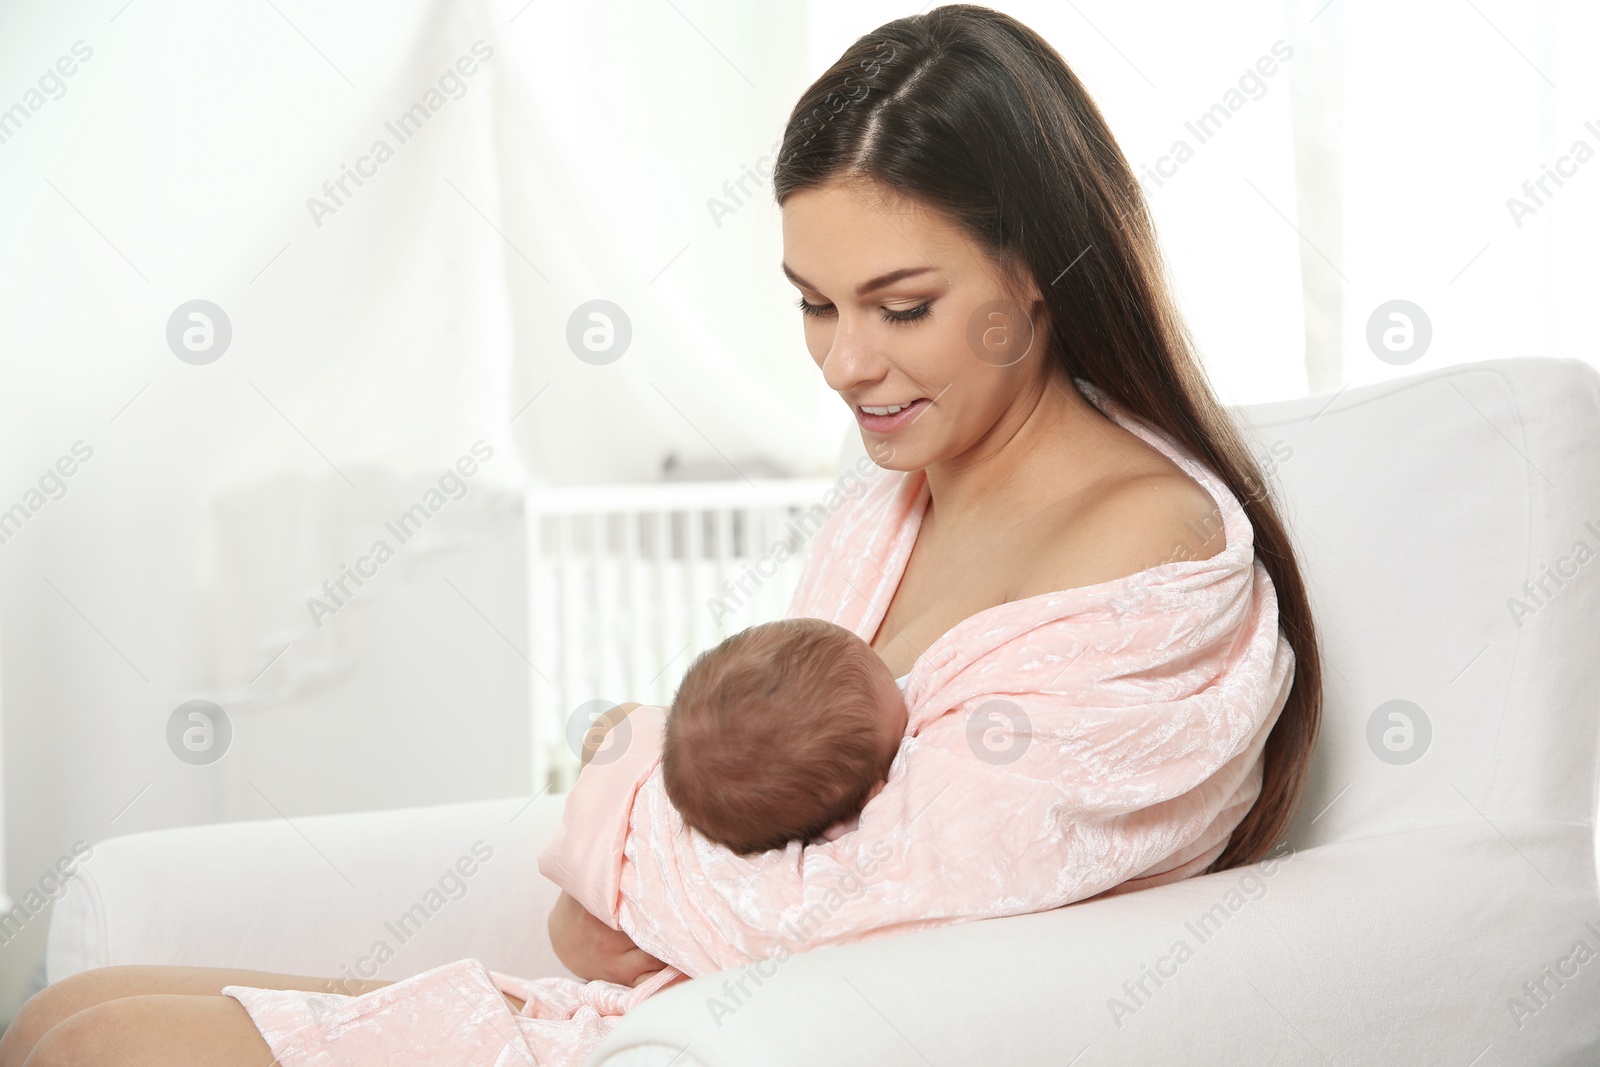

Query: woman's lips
left=854, top=397, right=930, bottom=434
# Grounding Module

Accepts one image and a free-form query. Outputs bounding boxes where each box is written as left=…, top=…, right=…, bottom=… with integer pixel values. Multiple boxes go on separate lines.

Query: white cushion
left=1237, top=358, right=1600, bottom=845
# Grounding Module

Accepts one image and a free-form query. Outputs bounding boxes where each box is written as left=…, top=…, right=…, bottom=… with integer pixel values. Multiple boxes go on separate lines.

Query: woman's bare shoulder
left=1012, top=467, right=1225, bottom=601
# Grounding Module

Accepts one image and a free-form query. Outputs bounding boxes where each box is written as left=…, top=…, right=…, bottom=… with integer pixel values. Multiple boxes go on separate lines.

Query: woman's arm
left=547, top=889, right=664, bottom=986
left=545, top=700, right=666, bottom=985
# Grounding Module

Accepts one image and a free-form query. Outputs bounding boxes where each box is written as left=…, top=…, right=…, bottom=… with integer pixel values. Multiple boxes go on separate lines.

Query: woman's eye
left=883, top=302, right=931, bottom=325
left=796, top=295, right=833, bottom=319
left=795, top=296, right=933, bottom=325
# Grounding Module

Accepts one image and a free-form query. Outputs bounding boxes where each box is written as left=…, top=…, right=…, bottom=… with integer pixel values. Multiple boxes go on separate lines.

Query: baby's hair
left=662, top=617, right=898, bottom=855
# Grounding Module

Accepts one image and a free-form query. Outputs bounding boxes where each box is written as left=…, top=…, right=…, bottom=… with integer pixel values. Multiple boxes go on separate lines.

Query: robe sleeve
left=537, top=705, right=668, bottom=930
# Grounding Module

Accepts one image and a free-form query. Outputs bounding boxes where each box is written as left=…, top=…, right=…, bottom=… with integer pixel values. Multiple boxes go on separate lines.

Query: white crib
left=525, top=478, right=840, bottom=794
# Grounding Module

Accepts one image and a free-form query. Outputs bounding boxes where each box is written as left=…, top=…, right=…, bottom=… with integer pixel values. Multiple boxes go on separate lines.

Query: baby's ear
left=816, top=817, right=858, bottom=843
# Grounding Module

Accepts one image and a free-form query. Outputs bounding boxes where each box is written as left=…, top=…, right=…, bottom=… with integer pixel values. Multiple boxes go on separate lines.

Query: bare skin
left=8, top=178, right=1225, bottom=1065
left=778, top=179, right=1224, bottom=677
left=0, top=966, right=396, bottom=1067
left=0, top=967, right=532, bottom=1067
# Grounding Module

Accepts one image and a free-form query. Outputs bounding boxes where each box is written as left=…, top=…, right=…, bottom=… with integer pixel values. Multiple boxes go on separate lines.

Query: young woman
left=1, top=5, right=1321, bottom=1063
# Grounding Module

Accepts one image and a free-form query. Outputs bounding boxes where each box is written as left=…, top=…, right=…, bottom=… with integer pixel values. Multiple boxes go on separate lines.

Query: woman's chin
left=859, top=435, right=926, bottom=472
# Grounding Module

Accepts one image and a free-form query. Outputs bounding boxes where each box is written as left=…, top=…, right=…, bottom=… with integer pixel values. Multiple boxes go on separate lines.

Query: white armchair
left=48, top=357, right=1600, bottom=1064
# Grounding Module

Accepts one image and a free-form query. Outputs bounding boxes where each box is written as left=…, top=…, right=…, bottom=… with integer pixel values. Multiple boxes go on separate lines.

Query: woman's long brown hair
left=771, top=4, right=1322, bottom=872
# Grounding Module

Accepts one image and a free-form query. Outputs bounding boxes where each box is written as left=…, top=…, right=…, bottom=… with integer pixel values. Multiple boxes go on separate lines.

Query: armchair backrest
left=1236, top=358, right=1600, bottom=848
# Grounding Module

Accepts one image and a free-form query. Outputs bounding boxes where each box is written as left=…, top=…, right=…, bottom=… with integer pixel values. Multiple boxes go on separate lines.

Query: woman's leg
left=3, top=962, right=530, bottom=1067
left=23, top=993, right=274, bottom=1067
left=0, top=965, right=392, bottom=1067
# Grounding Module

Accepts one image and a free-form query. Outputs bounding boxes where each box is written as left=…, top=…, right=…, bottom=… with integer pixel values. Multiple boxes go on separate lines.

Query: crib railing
left=526, top=478, right=839, bottom=794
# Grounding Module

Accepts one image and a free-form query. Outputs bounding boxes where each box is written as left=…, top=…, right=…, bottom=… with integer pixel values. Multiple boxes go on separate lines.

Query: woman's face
left=781, top=179, right=1051, bottom=472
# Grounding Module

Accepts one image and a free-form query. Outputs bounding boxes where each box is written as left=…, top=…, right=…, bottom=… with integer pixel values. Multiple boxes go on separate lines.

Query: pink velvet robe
left=224, top=379, right=1295, bottom=1065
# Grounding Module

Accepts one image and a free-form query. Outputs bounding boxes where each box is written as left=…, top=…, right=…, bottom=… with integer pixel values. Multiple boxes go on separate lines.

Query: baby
left=660, top=617, right=908, bottom=855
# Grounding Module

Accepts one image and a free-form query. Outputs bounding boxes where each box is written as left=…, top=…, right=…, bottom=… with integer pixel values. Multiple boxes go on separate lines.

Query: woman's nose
left=818, top=319, right=885, bottom=396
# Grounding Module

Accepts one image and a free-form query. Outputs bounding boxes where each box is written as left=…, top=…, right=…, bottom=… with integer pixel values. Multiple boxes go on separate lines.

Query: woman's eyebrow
left=780, top=263, right=938, bottom=297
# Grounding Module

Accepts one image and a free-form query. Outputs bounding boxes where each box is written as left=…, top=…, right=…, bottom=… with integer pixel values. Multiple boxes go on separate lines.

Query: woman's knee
left=22, top=999, right=131, bottom=1067
left=23, top=994, right=271, bottom=1067
left=4, top=973, right=99, bottom=1065
left=48, top=965, right=152, bottom=1005
left=1, top=967, right=159, bottom=1067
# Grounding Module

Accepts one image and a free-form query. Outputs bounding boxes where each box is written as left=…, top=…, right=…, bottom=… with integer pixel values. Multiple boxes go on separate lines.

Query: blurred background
left=0, top=0, right=1595, bottom=1024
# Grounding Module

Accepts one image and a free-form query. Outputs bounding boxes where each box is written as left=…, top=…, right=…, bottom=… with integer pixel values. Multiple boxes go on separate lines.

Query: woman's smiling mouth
left=854, top=397, right=931, bottom=433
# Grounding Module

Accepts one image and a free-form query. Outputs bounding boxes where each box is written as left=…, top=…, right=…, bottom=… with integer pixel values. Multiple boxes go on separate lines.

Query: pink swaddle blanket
left=224, top=380, right=1295, bottom=1065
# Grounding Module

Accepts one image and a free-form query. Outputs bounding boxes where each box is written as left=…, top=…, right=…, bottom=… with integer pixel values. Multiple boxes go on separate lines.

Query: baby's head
left=662, top=617, right=907, bottom=856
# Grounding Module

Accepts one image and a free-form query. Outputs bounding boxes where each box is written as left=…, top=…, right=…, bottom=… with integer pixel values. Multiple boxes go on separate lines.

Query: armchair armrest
left=49, top=799, right=1600, bottom=1066
left=47, top=794, right=571, bottom=985
left=596, top=821, right=1600, bottom=1066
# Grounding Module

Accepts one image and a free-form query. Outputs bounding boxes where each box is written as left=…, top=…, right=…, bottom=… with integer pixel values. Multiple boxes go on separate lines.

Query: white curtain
left=815, top=0, right=1600, bottom=402
left=492, top=1, right=842, bottom=486
left=0, top=0, right=524, bottom=991
left=1335, top=0, right=1599, bottom=389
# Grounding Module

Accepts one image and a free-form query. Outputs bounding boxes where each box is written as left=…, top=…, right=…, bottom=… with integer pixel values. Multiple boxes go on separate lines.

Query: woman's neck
left=921, top=369, right=1106, bottom=528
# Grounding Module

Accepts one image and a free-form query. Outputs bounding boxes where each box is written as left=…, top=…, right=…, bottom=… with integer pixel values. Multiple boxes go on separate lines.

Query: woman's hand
left=548, top=890, right=665, bottom=986
left=555, top=703, right=661, bottom=985
left=581, top=702, right=643, bottom=768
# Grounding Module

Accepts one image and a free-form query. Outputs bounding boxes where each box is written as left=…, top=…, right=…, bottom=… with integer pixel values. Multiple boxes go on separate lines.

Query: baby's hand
left=580, top=702, right=643, bottom=768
